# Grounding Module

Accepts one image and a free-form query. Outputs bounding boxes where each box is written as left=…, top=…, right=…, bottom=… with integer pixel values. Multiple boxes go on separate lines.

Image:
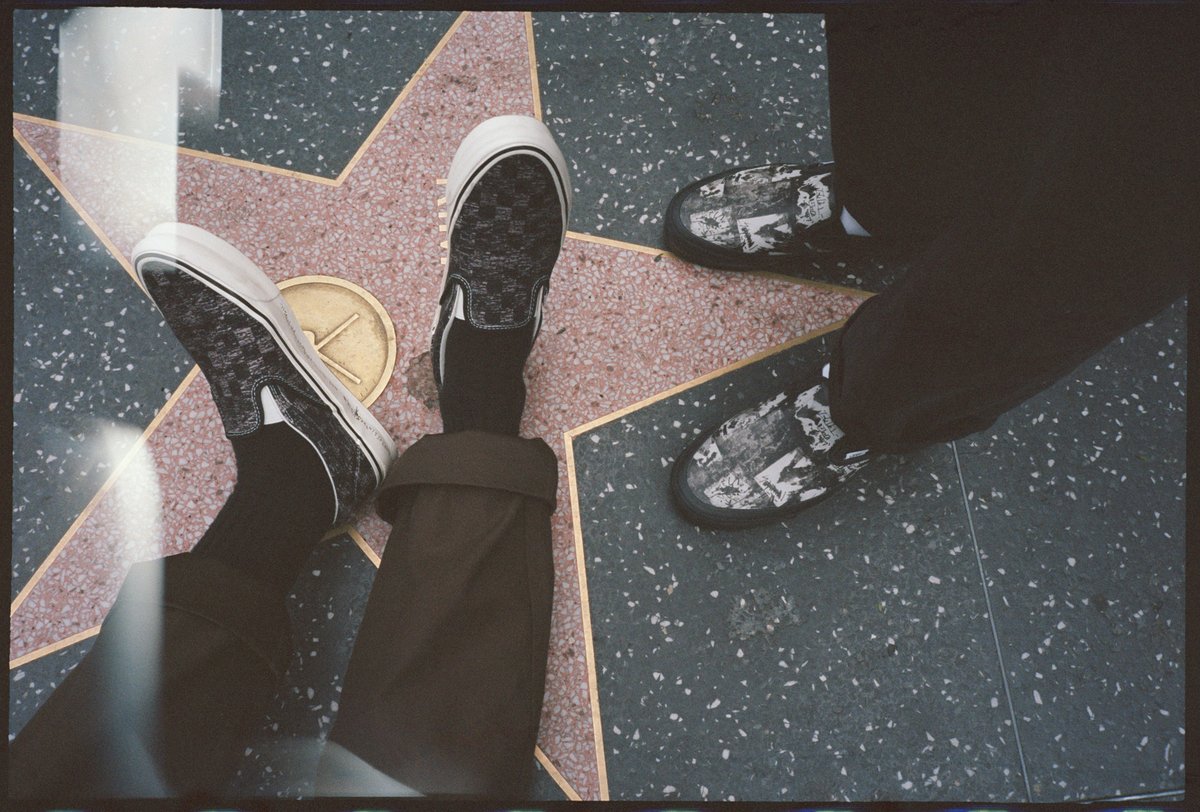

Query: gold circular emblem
left=277, top=275, right=396, bottom=408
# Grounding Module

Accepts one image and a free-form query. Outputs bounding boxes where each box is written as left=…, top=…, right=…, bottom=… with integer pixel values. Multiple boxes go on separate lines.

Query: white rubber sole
left=432, top=115, right=572, bottom=336
left=445, top=114, right=572, bottom=236
left=132, top=223, right=398, bottom=492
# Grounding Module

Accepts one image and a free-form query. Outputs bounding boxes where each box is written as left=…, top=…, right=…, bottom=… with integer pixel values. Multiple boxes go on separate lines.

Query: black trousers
left=9, top=431, right=558, bottom=800
left=824, top=6, right=1194, bottom=452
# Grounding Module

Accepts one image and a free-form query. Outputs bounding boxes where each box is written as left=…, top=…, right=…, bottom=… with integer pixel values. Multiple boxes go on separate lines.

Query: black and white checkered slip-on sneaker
left=132, top=223, right=398, bottom=526
left=670, top=362, right=872, bottom=530
left=431, top=115, right=571, bottom=388
left=664, top=162, right=878, bottom=271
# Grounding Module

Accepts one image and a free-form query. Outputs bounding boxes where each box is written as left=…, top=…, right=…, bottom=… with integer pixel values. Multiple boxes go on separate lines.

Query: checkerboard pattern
left=142, top=261, right=385, bottom=525
left=447, top=154, right=564, bottom=329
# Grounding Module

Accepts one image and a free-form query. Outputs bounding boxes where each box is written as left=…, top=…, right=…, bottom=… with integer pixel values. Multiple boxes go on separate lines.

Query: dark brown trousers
left=824, top=6, right=1194, bottom=452
left=8, top=430, right=558, bottom=800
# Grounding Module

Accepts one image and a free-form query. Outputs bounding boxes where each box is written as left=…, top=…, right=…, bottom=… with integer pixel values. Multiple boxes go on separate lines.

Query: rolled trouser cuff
left=376, top=431, right=558, bottom=522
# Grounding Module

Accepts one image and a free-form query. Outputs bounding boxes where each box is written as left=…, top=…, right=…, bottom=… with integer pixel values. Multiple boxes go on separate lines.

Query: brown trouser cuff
left=375, top=430, right=558, bottom=522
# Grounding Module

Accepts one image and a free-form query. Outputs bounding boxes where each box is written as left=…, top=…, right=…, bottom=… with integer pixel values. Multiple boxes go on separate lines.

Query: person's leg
left=661, top=6, right=1056, bottom=270
left=318, top=432, right=558, bottom=797
left=9, top=224, right=397, bottom=798
left=670, top=6, right=1193, bottom=527
left=828, top=6, right=1194, bottom=452
left=317, top=115, right=571, bottom=797
left=825, top=5, right=1054, bottom=242
left=9, top=555, right=293, bottom=799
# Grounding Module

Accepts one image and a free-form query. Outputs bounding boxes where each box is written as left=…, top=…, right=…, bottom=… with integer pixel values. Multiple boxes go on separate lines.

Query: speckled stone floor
left=9, top=9, right=1186, bottom=806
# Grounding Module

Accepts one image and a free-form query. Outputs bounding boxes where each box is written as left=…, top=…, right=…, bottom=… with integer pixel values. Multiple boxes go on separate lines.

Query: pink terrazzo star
left=10, top=11, right=864, bottom=799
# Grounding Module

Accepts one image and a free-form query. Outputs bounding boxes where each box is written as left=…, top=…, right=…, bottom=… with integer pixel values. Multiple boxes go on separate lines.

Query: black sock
left=438, top=319, right=533, bottom=436
left=190, top=422, right=335, bottom=600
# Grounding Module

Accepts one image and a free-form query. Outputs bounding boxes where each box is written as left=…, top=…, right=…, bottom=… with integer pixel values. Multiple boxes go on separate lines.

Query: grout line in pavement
left=952, top=440, right=1035, bottom=803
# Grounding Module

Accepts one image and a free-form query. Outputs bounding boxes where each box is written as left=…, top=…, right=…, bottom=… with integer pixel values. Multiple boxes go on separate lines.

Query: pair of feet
left=133, top=115, right=571, bottom=525
left=136, top=133, right=872, bottom=530
left=666, top=161, right=881, bottom=528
